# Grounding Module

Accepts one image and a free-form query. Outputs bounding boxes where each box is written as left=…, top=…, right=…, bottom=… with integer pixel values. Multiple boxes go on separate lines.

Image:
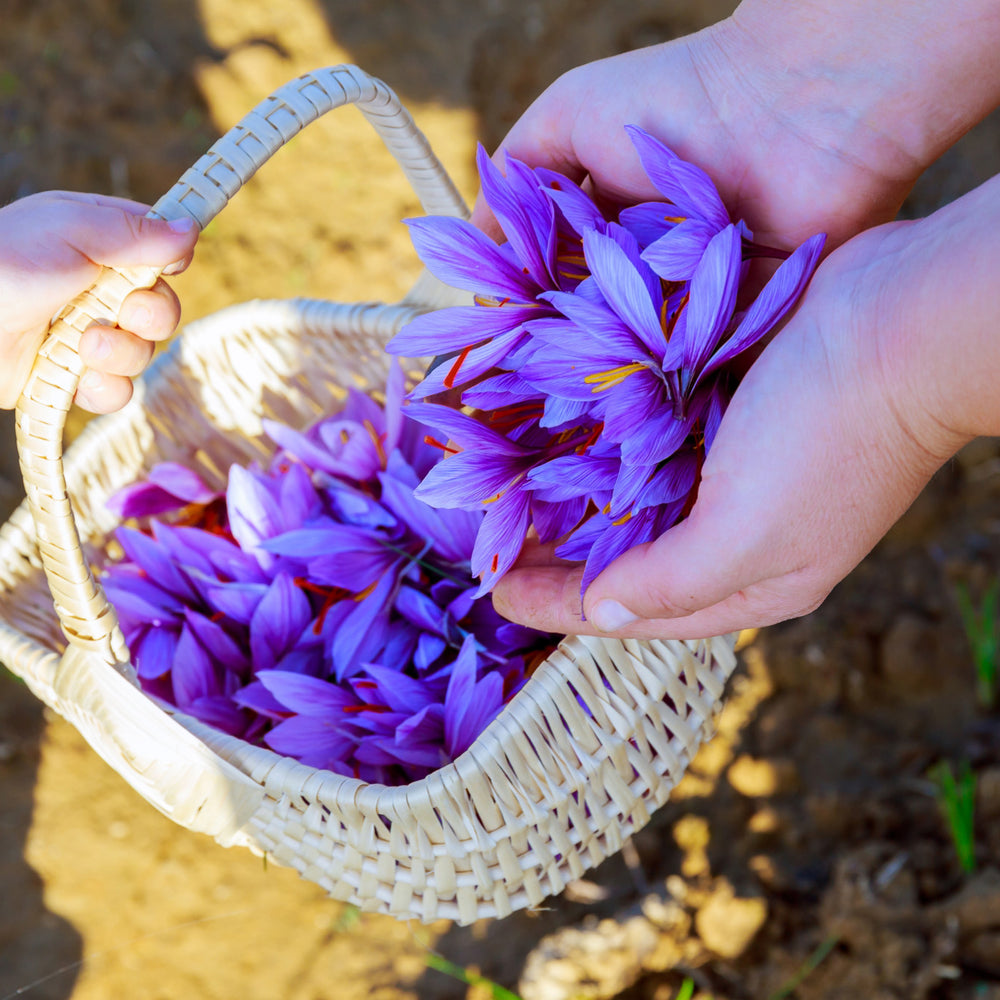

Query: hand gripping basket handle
left=14, top=65, right=469, bottom=670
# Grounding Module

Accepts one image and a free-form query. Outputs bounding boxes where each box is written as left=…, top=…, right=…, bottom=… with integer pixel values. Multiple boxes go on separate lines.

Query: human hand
left=476, top=0, right=1000, bottom=251
left=0, top=191, right=199, bottom=412
left=491, top=176, right=1000, bottom=638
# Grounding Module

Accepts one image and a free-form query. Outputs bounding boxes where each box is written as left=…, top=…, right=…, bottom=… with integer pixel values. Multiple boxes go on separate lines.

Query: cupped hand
left=491, top=217, right=969, bottom=638
left=473, top=16, right=944, bottom=252
left=0, top=191, right=199, bottom=412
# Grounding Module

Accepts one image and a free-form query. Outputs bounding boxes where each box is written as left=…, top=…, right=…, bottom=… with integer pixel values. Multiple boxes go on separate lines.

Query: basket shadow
left=0, top=667, right=82, bottom=1000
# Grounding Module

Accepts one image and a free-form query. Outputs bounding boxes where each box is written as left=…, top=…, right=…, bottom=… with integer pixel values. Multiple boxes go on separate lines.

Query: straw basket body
left=0, top=66, right=738, bottom=924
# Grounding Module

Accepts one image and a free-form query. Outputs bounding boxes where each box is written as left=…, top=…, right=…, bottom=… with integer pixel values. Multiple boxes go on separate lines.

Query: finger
left=43, top=191, right=158, bottom=216
left=78, top=325, right=155, bottom=378
left=491, top=562, right=587, bottom=633
left=75, top=369, right=134, bottom=414
left=46, top=193, right=199, bottom=269
left=493, top=557, right=821, bottom=640
left=117, top=280, right=182, bottom=343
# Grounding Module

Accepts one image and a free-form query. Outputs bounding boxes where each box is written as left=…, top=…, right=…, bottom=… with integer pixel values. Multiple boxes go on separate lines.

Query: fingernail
left=167, top=216, right=196, bottom=233
left=121, top=304, right=151, bottom=333
left=79, top=370, right=104, bottom=393
left=88, top=332, right=112, bottom=361
left=590, top=599, right=639, bottom=633
left=161, top=258, right=188, bottom=276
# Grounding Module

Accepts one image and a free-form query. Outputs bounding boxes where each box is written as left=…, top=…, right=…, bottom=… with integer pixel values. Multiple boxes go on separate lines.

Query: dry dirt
left=3, top=2, right=1000, bottom=999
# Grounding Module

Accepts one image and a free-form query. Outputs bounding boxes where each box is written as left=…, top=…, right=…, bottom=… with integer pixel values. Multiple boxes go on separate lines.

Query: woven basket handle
left=15, top=65, right=469, bottom=671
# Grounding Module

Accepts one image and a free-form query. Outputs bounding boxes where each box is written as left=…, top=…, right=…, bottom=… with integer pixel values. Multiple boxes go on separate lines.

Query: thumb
left=582, top=488, right=772, bottom=633
left=57, top=198, right=199, bottom=271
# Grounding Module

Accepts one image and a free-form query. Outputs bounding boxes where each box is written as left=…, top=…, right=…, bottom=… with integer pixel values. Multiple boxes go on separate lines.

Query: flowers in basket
left=387, top=127, right=825, bottom=597
left=101, top=361, right=556, bottom=785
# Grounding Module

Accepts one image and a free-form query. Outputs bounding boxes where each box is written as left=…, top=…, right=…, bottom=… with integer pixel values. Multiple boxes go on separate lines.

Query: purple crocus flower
left=102, top=360, right=557, bottom=784
left=387, top=127, right=826, bottom=599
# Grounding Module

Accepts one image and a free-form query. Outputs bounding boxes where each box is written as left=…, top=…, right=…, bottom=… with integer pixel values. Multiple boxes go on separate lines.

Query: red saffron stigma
left=444, top=344, right=474, bottom=389
left=423, top=434, right=459, bottom=455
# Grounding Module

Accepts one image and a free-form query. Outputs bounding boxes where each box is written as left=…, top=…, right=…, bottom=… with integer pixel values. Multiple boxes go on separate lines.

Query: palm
left=496, top=27, right=918, bottom=250
left=491, top=222, right=956, bottom=638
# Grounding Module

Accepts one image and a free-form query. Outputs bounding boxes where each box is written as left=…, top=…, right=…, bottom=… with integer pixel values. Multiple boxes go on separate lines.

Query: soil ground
left=3, top=2, right=1000, bottom=999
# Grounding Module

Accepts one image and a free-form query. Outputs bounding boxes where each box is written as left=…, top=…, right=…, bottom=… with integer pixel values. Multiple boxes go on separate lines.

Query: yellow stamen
left=363, top=419, right=387, bottom=468
left=612, top=511, right=633, bottom=526
left=473, top=295, right=513, bottom=308
left=583, top=362, right=646, bottom=393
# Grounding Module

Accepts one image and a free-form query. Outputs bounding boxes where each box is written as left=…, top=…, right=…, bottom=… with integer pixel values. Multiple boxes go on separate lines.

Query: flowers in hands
left=388, top=128, right=826, bottom=595
left=102, top=361, right=555, bottom=785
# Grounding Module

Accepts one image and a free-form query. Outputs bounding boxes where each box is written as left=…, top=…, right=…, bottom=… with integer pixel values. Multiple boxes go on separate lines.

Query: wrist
left=855, top=176, right=1000, bottom=455
left=712, top=0, right=1000, bottom=195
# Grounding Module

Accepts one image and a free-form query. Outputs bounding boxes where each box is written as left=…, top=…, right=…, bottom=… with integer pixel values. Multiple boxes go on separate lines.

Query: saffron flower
left=102, top=361, right=556, bottom=785
left=388, top=127, right=825, bottom=594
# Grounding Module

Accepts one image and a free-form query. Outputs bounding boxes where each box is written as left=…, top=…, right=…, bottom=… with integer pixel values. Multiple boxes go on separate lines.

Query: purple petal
left=115, top=527, right=198, bottom=603
left=249, top=574, right=313, bottom=672
left=257, top=670, right=357, bottom=715
left=172, top=625, right=219, bottom=706
left=329, top=572, right=397, bottom=680
left=581, top=506, right=661, bottom=594
left=582, top=229, right=665, bottom=358
left=406, top=215, right=539, bottom=301
left=183, top=610, right=248, bottom=673
left=620, top=406, right=696, bottom=466
left=471, top=488, right=531, bottom=593
left=702, top=232, right=826, bottom=377
left=540, top=176, right=607, bottom=237
left=530, top=495, right=588, bottom=544
left=625, top=126, right=729, bottom=231
left=184, top=695, right=247, bottom=737
left=642, top=219, right=719, bottom=281
left=204, top=582, right=267, bottom=625
left=444, top=637, right=504, bottom=757
left=478, top=145, right=555, bottom=288
left=390, top=303, right=535, bottom=359
left=619, top=202, right=682, bottom=247
left=227, top=465, right=284, bottom=554
left=232, top=679, right=290, bottom=719
left=133, top=624, right=180, bottom=680
left=264, top=715, right=356, bottom=771
left=527, top=453, right=619, bottom=502
left=409, top=328, right=527, bottom=399
left=679, top=224, right=742, bottom=375
left=378, top=471, right=480, bottom=564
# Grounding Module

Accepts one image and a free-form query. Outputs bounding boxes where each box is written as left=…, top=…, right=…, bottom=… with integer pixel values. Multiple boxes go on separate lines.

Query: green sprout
left=930, top=759, right=977, bottom=875
left=954, top=579, right=999, bottom=709
left=766, top=935, right=840, bottom=1000
left=424, top=952, right=522, bottom=1000
left=675, top=979, right=697, bottom=1000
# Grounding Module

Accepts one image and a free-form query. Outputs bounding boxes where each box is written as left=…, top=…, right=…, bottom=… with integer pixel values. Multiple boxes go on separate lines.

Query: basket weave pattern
left=0, top=66, right=738, bottom=924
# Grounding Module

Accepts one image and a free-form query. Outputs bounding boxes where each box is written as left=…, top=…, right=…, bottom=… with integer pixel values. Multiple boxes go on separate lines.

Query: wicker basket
left=0, top=65, right=738, bottom=925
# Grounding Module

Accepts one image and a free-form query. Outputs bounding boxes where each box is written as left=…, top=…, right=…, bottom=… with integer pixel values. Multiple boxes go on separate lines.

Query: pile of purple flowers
left=388, top=127, right=825, bottom=596
left=102, top=361, right=555, bottom=784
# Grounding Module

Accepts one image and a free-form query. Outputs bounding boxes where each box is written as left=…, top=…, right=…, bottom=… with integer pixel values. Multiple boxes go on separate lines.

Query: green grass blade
left=767, top=935, right=840, bottom=1000
left=425, top=952, right=523, bottom=1000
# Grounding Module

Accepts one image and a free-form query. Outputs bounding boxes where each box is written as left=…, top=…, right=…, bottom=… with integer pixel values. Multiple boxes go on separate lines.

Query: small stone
left=977, top=767, right=1000, bottom=820
left=879, top=614, right=950, bottom=696
left=963, top=931, right=1000, bottom=976
left=727, top=755, right=799, bottom=797
left=934, top=868, right=1000, bottom=934
left=694, top=880, right=768, bottom=959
